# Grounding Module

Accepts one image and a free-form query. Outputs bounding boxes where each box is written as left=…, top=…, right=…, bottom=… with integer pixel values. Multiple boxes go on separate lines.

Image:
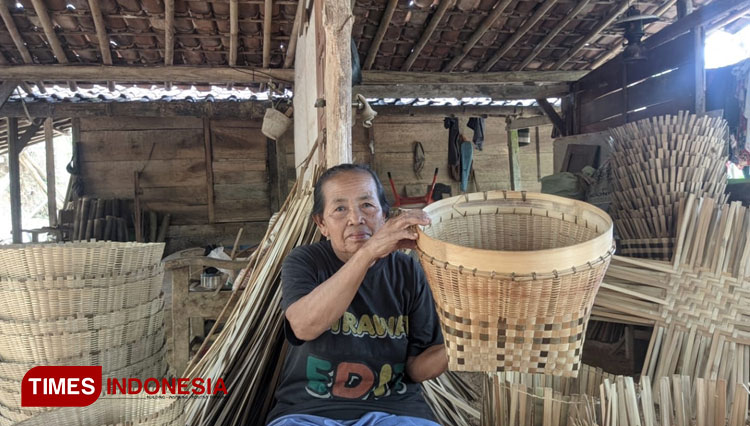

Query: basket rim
left=417, top=190, right=613, bottom=274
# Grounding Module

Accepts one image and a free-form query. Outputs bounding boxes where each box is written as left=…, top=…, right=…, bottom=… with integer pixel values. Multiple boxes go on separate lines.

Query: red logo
left=22, top=366, right=102, bottom=407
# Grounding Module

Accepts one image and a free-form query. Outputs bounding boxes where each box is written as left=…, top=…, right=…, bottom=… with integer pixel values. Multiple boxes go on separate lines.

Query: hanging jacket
left=444, top=117, right=461, bottom=181
left=467, top=117, right=485, bottom=151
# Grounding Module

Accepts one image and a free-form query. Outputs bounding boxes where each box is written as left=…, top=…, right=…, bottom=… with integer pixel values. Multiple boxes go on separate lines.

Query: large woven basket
left=0, top=242, right=164, bottom=279
left=416, top=191, right=614, bottom=377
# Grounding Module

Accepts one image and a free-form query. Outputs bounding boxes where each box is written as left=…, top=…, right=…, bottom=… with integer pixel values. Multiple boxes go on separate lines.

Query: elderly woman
left=267, top=164, right=448, bottom=426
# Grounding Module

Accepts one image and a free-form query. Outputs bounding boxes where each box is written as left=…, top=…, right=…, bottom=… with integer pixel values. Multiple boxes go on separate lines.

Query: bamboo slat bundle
left=482, top=369, right=750, bottom=426
left=608, top=112, right=729, bottom=260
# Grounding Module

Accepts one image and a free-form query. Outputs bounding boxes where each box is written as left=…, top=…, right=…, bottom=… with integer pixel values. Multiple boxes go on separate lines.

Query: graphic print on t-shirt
left=306, top=354, right=407, bottom=400
left=329, top=312, right=408, bottom=339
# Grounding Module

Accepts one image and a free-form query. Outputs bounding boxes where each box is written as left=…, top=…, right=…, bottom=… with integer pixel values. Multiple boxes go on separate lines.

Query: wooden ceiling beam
left=479, top=0, right=560, bottom=72
left=0, top=1, right=34, bottom=63
left=263, top=0, right=272, bottom=68
left=517, top=0, right=592, bottom=70
left=400, top=0, right=454, bottom=71
left=590, top=0, right=676, bottom=69
left=229, top=0, right=239, bottom=66
left=0, top=65, right=586, bottom=84
left=355, top=83, right=570, bottom=99
left=164, top=0, right=175, bottom=65
left=283, top=0, right=304, bottom=68
left=551, top=0, right=630, bottom=69
left=87, top=0, right=113, bottom=65
left=363, top=0, right=397, bottom=70
left=644, top=0, right=750, bottom=48
left=442, top=0, right=514, bottom=72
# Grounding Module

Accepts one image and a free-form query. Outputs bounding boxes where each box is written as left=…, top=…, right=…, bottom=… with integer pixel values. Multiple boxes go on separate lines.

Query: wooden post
left=8, top=117, right=22, bottom=243
left=267, top=137, right=288, bottom=212
left=203, top=118, right=215, bottom=223
left=134, top=171, right=143, bottom=242
left=0, top=80, right=18, bottom=109
left=693, top=27, right=706, bottom=115
left=322, top=0, right=354, bottom=166
left=506, top=121, right=521, bottom=191
left=44, top=117, right=56, bottom=227
left=535, top=126, right=542, bottom=182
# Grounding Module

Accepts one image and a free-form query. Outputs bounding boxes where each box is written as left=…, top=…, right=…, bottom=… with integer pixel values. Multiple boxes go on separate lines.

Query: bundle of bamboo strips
left=482, top=369, right=750, bottom=426
left=608, top=112, right=729, bottom=260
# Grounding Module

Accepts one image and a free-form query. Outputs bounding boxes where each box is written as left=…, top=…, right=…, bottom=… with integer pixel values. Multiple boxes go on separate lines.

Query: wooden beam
left=508, top=114, right=551, bottom=129
left=506, top=124, right=521, bottom=190
left=694, top=27, right=706, bottom=114
left=165, top=0, right=175, bottom=65
left=552, top=0, right=630, bottom=69
left=442, top=0, right=513, bottom=72
left=7, top=117, right=22, bottom=243
left=29, top=0, right=68, bottom=64
left=536, top=97, right=567, bottom=136
left=479, top=0, right=561, bottom=72
left=87, top=0, right=113, bottom=65
left=0, top=3, right=33, bottom=63
left=0, top=65, right=584, bottom=85
left=590, top=0, right=676, bottom=69
left=0, top=81, right=18, bottom=109
left=401, top=0, right=454, bottom=71
left=266, top=137, right=287, bottom=212
left=229, top=0, right=239, bottom=66
left=283, top=0, right=304, bottom=68
left=364, top=0, right=398, bottom=70
left=17, top=119, right=43, bottom=150
left=0, top=99, right=269, bottom=118
left=678, top=0, right=694, bottom=18
left=645, top=0, right=750, bottom=48
left=203, top=117, right=215, bottom=223
left=517, top=0, right=592, bottom=70
left=263, top=0, right=273, bottom=68
left=323, top=0, right=354, bottom=166
left=44, top=117, right=56, bottom=227
left=355, top=82, right=570, bottom=99
left=377, top=104, right=546, bottom=116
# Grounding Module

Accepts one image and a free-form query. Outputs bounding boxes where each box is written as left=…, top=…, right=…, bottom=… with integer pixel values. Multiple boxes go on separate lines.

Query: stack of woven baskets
left=608, top=112, right=729, bottom=260
left=0, top=242, right=171, bottom=425
left=416, top=191, right=614, bottom=377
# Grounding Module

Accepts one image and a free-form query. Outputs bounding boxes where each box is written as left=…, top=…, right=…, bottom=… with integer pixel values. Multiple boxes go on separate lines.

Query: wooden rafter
left=229, top=0, right=239, bottom=66
left=17, top=119, right=43, bottom=151
left=442, top=0, right=514, bottom=72
left=479, top=0, right=560, bottom=72
left=363, top=0, right=397, bottom=70
left=551, top=0, right=630, bottom=69
left=517, top=0, right=592, bottom=70
left=0, top=1, right=34, bottom=64
left=283, top=0, right=304, bottom=68
left=400, top=0, right=454, bottom=71
left=645, top=0, right=750, bottom=48
left=164, top=0, right=175, bottom=65
left=590, top=0, right=677, bottom=69
left=535, top=98, right=566, bottom=136
left=29, top=0, right=68, bottom=64
left=263, top=0, right=273, bottom=68
left=87, top=0, right=113, bottom=65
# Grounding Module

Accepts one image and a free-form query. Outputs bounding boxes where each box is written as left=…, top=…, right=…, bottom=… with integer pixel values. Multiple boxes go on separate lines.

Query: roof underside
left=0, top=0, right=727, bottom=90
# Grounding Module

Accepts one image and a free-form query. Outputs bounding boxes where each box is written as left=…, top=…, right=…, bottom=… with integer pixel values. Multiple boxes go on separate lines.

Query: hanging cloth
left=467, top=117, right=485, bottom=151
left=460, top=136, right=473, bottom=192
left=444, top=117, right=461, bottom=181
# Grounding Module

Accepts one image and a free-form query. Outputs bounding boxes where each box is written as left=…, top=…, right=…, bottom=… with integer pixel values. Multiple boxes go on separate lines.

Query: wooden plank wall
left=78, top=116, right=276, bottom=254
left=574, top=32, right=696, bottom=134
left=348, top=115, right=554, bottom=198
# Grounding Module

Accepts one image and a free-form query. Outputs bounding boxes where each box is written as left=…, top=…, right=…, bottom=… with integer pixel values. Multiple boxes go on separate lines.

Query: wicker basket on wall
left=416, top=191, right=614, bottom=377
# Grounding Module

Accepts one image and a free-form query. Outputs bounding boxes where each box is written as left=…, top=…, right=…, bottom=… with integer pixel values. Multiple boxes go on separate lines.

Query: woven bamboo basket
left=416, top=191, right=614, bottom=376
left=3, top=394, right=185, bottom=426
left=0, top=310, right=164, bottom=362
left=0, top=242, right=164, bottom=279
left=0, top=268, right=163, bottom=320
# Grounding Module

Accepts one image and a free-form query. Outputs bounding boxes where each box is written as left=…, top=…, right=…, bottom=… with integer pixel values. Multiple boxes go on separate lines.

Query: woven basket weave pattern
left=417, top=191, right=613, bottom=377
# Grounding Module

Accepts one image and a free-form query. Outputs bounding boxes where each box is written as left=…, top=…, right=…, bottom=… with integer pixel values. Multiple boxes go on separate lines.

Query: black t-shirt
left=267, top=240, right=444, bottom=422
